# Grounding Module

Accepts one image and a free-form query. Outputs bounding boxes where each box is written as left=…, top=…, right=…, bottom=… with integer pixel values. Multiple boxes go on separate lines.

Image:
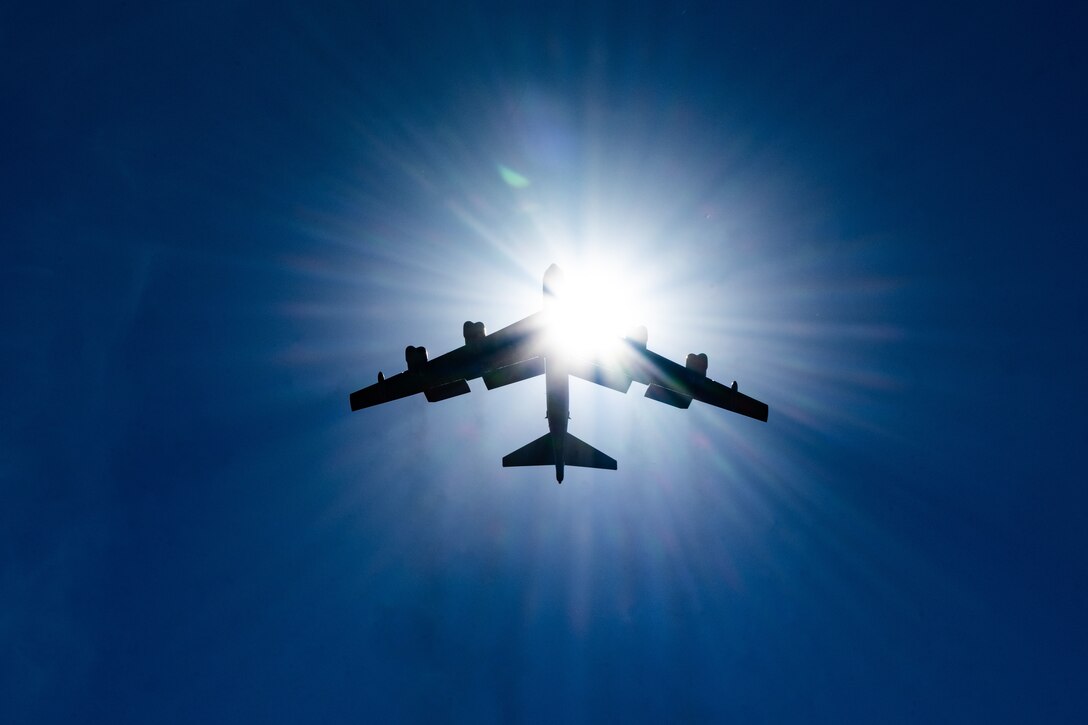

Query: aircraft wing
left=349, top=311, right=547, bottom=411
left=626, top=342, right=769, bottom=420
left=573, top=340, right=769, bottom=422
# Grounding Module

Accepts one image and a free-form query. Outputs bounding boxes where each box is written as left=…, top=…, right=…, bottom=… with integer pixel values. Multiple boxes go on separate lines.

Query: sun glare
left=547, top=262, right=644, bottom=361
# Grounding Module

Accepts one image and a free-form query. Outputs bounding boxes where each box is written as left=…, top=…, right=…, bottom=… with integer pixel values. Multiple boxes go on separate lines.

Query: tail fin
left=501, top=432, right=617, bottom=471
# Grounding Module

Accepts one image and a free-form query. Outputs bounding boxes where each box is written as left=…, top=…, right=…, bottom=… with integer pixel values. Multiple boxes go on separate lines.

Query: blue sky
left=4, top=2, right=1086, bottom=722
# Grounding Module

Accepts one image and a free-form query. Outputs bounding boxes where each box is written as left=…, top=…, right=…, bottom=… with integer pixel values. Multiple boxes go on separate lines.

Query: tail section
left=502, top=432, right=617, bottom=482
left=502, top=433, right=555, bottom=468
left=561, top=432, right=617, bottom=471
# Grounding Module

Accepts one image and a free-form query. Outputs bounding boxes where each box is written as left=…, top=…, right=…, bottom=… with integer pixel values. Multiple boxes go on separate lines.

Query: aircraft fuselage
left=544, top=351, right=570, bottom=482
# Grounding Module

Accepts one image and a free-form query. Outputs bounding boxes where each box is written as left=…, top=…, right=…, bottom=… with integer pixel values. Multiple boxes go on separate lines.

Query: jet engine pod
left=685, top=352, right=708, bottom=376
left=405, top=345, right=429, bottom=372
left=626, top=326, right=648, bottom=348
left=463, top=320, right=486, bottom=344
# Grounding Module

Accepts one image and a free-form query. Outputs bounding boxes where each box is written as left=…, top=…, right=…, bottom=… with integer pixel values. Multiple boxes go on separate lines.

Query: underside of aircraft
left=349, top=265, right=768, bottom=482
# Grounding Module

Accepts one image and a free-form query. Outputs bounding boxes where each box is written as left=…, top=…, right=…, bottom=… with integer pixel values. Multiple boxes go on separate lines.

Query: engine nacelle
left=463, top=320, right=486, bottom=344
left=405, top=345, right=429, bottom=372
left=626, top=326, right=648, bottom=348
left=685, top=352, right=708, bottom=376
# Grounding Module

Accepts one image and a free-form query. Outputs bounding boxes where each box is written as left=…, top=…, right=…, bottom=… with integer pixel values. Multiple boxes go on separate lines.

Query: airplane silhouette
left=349, top=265, right=768, bottom=482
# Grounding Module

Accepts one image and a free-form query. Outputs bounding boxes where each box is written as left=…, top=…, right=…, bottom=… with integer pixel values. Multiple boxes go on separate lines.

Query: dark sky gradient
left=4, top=2, right=1087, bottom=722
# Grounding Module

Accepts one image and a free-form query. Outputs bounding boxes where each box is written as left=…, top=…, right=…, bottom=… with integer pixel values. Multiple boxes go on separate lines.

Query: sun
left=545, top=260, right=646, bottom=361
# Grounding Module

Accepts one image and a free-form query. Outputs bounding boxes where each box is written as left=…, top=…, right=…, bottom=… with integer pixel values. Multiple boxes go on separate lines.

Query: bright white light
left=546, top=261, right=645, bottom=361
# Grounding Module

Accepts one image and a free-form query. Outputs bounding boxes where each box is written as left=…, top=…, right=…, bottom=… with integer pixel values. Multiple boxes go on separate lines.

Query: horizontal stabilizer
left=502, top=433, right=554, bottom=467
left=483, top=357, right=545, bottom=390
left=424, top=379, right=471, bottom=402
left=563, top=432, right=617, bottom=470
left=501, top=432, right=617, bottom=470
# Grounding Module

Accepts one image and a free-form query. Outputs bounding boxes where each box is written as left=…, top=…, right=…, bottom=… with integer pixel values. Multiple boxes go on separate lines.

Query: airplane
left=349, top=264, right=768, bottom=483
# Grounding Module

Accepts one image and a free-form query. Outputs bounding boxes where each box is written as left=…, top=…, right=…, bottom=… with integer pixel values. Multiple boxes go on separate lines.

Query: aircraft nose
left=543, top=264, right=565, bottom=299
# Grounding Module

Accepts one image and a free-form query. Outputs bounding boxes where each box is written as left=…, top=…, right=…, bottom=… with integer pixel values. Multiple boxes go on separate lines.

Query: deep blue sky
left=4, top=2, right=1087, bottom=722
